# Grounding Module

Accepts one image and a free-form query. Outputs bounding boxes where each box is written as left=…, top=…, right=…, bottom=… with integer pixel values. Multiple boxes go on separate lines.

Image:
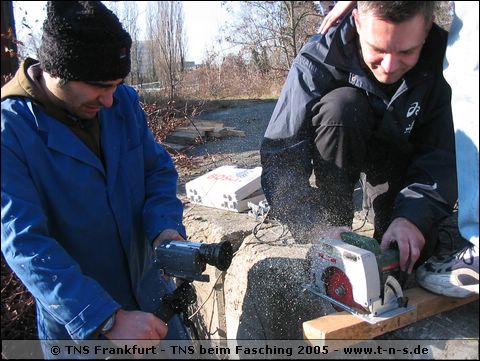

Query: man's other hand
left=104, top=309, right=168, bottom=352
left=318, top=1, right=356, bottom=34
left=152, top=229, right=184, bottom=249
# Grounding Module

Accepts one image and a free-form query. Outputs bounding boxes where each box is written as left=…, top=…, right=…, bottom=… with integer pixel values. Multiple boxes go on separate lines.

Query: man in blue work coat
left=1, top=1, right=189, bottom=356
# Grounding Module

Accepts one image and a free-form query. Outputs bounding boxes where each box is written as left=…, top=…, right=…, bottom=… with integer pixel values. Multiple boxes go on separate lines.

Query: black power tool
left=153, top=240, right=233, bottom=324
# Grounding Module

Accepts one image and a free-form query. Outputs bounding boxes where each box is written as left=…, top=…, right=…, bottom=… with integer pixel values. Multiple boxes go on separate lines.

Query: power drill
left=153, top=240, right=233, bottom=323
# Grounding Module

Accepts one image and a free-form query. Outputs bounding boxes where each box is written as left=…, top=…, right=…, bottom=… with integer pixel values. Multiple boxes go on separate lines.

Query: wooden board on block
left=162, top=142, right=188, bottom=152
left=165, top=131, right=203, bottom=145
left=303, top=287, right=478, bottom=344
left=176, top=125, right=219, bottom=132
left=187, top=120, right=225, bottom=129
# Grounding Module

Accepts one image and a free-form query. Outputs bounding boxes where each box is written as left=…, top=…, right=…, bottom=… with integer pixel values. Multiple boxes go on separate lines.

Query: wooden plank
left=207, top=127, right=246, bottom=138
left=192, top=120, right=224, bottom=127
left=206, top=128, right=229, bottom=139
left=176, top=125, right=218, bottom=132
left=161, top=142, right=188, bottom=152
left=224, top=128, right=246, bottom=137
left=303, top=287, right=478, bottom=344
left=165, top=131, right=203, bottom=145
left=171, top=129, right=206, bottom=137
left=181, top=120, right=224, bottom=128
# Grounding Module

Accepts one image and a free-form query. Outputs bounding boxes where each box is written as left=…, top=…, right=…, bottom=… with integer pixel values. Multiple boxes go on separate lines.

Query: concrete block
left=182, top=201, right=332, bottom=340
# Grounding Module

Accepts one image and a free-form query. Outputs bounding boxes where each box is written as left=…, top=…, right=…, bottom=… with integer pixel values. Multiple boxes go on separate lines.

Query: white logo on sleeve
left=404, top=121, right=415, bottom=134
left=407, top=102, right=420, bottom=118
left=405, top=102, right=420, bottom=134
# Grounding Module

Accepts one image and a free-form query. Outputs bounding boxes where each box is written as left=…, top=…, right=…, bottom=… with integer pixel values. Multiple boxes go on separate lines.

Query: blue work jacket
left=1, top=85, right=187, bottom=340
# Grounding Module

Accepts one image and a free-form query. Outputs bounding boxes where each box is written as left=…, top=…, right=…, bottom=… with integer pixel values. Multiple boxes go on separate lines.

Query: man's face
left=353, top=9, right=430, bottom=84
left=46, top=77, right=124, bottom=119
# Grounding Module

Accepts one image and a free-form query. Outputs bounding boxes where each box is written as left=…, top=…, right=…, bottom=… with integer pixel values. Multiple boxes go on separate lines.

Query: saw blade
left=323, top=267, right=368, bottom=313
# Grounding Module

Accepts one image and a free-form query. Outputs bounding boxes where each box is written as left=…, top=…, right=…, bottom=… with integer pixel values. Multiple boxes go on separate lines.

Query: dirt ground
left=1, top=256, right=37, bottom=340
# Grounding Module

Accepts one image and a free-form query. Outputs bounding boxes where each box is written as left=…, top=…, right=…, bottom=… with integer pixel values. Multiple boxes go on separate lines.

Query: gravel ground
left=190, top=100, right=276, bottom=158
left=176, top=99, right=369, bottom=213
left=176, top=100, right=276, bottom=196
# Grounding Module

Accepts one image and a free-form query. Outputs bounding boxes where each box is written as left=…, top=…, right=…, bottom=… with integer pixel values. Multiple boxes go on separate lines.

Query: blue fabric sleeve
left=1, top=138, right=120, bottom=340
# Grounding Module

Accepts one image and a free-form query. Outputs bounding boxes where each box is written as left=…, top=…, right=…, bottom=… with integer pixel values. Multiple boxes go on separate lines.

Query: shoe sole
left=416, top=269, right=478, bottom=298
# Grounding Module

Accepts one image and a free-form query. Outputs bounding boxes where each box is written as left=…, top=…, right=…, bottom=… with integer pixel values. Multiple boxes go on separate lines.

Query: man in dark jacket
left=260, top=1, right=457, bottom=274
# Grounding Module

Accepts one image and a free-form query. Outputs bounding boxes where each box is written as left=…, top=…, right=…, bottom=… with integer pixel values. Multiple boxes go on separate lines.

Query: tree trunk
left=1, top=1, right=19, bottom=86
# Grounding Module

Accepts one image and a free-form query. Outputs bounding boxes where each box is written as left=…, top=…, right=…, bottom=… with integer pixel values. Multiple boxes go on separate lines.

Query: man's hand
left=152, top=228, right=184, bottom=249
left=152, top=229, right=185, bottom=285
left=381, top=217, right=425, bottom=274
left=318, top=1, right=356, bottom=34
left=104, top=309, right=168, bottom=349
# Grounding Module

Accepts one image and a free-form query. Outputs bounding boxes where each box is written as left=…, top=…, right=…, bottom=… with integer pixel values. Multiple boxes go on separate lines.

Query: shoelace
left=456, top=245, right=475, bottom=266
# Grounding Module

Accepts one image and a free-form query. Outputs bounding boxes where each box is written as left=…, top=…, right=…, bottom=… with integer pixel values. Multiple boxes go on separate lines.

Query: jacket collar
left=26, top=91, right=124, bottom=183
left=322, top=15, right=362, bottom=73
left=36, top=105, right=105, bottom=173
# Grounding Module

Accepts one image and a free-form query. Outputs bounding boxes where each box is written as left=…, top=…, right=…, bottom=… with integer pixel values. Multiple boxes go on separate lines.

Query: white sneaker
left=416, top=244, right=479, bottom=298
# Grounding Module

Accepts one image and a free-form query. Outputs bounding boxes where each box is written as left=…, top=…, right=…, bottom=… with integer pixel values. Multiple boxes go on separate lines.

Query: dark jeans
left=311, top=87, right=437, bottom=261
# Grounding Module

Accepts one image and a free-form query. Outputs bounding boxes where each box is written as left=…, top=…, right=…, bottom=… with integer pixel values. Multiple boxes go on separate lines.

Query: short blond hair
left=358, top=1, right=435, bottom=23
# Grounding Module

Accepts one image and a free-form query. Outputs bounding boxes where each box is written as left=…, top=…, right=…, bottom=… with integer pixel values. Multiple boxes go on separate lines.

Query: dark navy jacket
left=260, top=14, right=457, bottom=236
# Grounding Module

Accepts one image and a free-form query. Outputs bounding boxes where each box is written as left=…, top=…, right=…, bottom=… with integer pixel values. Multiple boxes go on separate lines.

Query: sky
left=181, top=1, right=235, bottom=63
left=12, top=1, right=236, bottom=64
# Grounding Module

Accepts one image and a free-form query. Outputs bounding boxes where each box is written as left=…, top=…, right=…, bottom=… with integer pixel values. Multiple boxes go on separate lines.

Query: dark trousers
left=311, top=87, right=437, bottom=259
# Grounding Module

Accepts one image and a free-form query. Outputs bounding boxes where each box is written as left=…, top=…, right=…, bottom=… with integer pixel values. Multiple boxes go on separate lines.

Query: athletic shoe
left=416, top=244, right=479, bottom=298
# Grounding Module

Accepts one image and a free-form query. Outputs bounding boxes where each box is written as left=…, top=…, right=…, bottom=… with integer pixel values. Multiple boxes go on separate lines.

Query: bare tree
left=1, top=1, right=19, bottom=85
left=10, top=2, right=44, bottom=61
left=147, top=1, right=186, bottom=99
left=434, top=1, right=454, bottom=31
left=146, top=9, right=158, bottom=84
left=120, top=2, right=141, bottom=85
left=225, top=1, right=325, bottom=72
left=105, top=2, right=141, bottom=85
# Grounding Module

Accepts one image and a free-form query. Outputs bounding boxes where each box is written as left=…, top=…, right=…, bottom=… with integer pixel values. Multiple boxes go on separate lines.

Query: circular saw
left=305, top=232, right=414, bottom=323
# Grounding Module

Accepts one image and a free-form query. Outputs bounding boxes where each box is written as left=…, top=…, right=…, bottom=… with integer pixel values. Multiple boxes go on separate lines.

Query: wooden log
left=303, top=287, right=478, bottom=345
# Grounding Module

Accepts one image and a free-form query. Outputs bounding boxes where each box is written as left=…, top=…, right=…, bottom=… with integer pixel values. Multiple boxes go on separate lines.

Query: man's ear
left=352, top=8, right=361, bottom=33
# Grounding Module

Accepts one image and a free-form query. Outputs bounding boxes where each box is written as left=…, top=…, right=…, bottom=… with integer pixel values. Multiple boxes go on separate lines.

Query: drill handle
left=153, top=282, right=197, bottom=322
left=154, top=300, right=176, bottom=322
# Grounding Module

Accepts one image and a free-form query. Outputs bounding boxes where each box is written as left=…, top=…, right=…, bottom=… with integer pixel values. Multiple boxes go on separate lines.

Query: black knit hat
left=38, top=1, right=132, bottom=81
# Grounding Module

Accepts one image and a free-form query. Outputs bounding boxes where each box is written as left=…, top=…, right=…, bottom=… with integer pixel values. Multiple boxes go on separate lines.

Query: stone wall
left=182, top=201, right=333, bottom=340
